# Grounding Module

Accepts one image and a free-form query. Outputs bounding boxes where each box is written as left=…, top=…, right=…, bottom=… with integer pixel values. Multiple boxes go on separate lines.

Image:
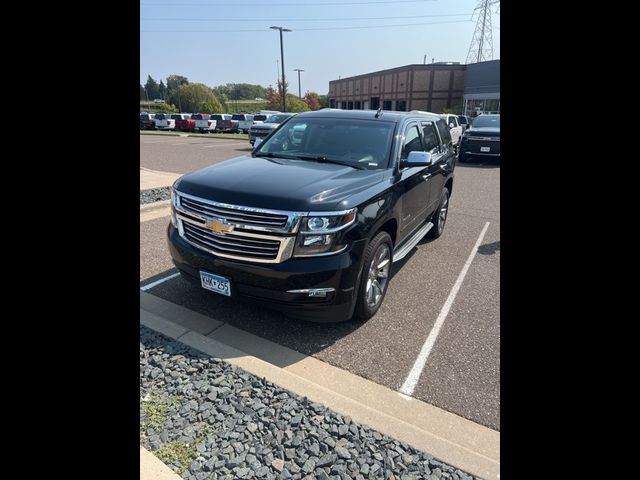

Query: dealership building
left=328, top=60, right=499, bottom=117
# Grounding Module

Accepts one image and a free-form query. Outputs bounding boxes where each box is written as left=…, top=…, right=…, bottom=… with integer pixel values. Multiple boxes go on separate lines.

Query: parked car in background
left=252, top=114, right=269, bottom=124
left=231, top=114, right=254, bottom=133
left=248, top=113, right=296, bottom=146
left=168, top=109, right=456, bottom=322
left=457, top=115, right=471, bottom=133
left=154, top=113, right=176, bottom=130
left=191, top=114, right=216, bottom=133
left=440, top=114, right=463, bottom=150
left=211, top=114, right=235, bottom=132
left=140, top=112, right=156, bottom=130
left=174, top=114, right=196, bottom=132
left=458, top=114, right=500, bottom=163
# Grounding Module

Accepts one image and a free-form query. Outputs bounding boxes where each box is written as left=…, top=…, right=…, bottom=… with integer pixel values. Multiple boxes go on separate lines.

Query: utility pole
left=466, top=0, right=498, bottom=64
left=293, top=69, right=304, bottom=98
left=270, top=26, right=291, bottom=112
left=276, top=59, right=280, bottom=84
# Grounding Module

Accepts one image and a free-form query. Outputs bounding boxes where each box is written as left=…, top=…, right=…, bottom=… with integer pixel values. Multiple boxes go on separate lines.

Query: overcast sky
left=140, top=0, right=500, bottom=95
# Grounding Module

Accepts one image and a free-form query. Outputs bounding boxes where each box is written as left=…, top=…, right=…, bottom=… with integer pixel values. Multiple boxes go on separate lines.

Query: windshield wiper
left=253, top=152, right=276, bottom=158
left=292, top=155, right=365, bottom=170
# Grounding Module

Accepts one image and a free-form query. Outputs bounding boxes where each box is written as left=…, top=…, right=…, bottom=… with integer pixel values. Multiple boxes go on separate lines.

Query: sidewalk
left=140, top=167, right=181, bottom=191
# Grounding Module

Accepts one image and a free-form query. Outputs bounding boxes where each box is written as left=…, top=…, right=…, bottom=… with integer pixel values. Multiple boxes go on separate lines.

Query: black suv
left=167, top=109, right=456, bottom=322
left=458, top=114, right=500, bottom=163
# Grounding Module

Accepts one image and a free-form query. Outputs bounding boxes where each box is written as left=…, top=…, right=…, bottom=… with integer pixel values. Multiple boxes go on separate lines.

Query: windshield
left=171, top=114, right=183, bottom=120
left=155, top=114, right=166, bottom=120
left=254, top=115, right=268, bottom=121
left=191, top=114, right=207, bottom=120
left=472, top=115, right=500, bottom=128
left=140, top=114, right=151, bottom=120
left=265, top=114, right=292, bottom=124
left=254, top=117, right=395, bottom=170
left=232, top=114, right=246, bottom=120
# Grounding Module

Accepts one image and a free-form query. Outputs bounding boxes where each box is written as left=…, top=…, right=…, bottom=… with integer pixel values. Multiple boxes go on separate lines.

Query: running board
left=392, top=222, right=434, bottom=262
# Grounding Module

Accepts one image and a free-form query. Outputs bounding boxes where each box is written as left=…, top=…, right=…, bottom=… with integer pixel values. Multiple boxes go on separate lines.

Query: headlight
left=170, top=185, right=179, bottom=227
left=293, top=209, right=357, bottom=257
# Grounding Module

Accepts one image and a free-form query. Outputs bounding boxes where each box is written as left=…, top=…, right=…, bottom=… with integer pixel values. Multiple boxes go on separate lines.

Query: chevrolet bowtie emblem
left=206, top=219, right=233, bottom=234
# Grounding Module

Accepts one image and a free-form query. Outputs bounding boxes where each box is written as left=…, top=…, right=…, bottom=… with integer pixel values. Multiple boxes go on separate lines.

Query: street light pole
left=293, top=69, right=304, bottom=98
left=270, top=26, right=291, bottom=112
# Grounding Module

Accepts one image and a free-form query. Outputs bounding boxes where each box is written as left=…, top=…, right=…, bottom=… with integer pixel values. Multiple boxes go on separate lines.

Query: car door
left=429, top=119, right=456, bottom=206
left=397, top=122, right=431, bottom=240
left=421, top=120, right=450, bottom=212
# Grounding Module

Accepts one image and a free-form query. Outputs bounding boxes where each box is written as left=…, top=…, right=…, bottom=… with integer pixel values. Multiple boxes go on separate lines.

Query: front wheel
left=354, top=231, right=393, bottom=321
left=427, top=187, right=450, bottom=239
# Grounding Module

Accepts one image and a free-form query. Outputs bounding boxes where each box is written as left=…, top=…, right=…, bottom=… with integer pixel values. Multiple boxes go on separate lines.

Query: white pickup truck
left=441, top=114, right=463, bottom=150
left=191, top=114, right=217, bottom=133
left=231, top=114, right=254, bottom=133
left=154, top=113, right=175, bottom=130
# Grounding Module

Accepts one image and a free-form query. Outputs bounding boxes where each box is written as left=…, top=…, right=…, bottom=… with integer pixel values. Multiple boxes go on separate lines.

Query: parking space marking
left=399, top=221, right=490, bottom=397
left=140, top=272, right=180, bottom=291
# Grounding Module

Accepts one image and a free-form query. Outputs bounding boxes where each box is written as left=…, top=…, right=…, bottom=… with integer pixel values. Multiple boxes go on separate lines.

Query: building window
left=383, top=100, right=392, bottom=110
left=347, top=101, right=354, bottom=110
left=370, top=97, right=380, bottom=109
left=330, top=99, right=336, bottom=108
left=354, top=101, right=361, bottom=109
left=396, top=100, right=407, bottom=111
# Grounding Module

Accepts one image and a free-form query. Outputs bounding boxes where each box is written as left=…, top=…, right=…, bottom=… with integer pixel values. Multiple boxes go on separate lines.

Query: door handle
left=422, top=174, right=431, bottom=180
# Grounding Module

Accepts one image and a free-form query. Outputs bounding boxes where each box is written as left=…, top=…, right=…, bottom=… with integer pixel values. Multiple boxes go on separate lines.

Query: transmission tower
left=466, top=0, right=499, bottom=64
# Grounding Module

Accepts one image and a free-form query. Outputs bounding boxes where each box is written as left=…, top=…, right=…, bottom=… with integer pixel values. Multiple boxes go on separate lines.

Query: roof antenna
left=375, top=107, right=383, bottom=118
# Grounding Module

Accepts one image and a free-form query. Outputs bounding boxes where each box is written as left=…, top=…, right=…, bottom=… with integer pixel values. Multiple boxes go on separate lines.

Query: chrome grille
left=180, top=196, right=288, bottom=228
left=182, top=222, right=281, bottom=260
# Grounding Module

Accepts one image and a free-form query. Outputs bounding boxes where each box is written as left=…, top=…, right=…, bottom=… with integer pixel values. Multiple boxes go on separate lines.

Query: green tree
left=158, top=80, right=167, bottom=100
left=318, top=94, right=329, bottom=109
left=166, top=75, right=189, bottom=93
left=145, top=75, right=161, bottom=100
left=168, top=83, right=224, bottom=113
left=140, top=84, right=146, bottom=100
left=285, top=95, right=310, bottom=113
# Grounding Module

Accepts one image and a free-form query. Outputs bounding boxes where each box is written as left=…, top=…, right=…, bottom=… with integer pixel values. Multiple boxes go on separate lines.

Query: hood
left=175, top=155, right=390, bottom=211
left=466, top=126, right=500, bottom=136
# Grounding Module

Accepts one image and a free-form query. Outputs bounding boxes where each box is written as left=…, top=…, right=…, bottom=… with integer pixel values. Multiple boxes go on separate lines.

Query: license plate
left=481, top=146, right=490, bottom=152
left=200, top=271, right=231, bottom=296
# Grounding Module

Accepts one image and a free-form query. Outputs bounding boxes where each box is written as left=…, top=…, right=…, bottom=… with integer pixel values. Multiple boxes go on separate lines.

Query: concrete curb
left=140, top=447, right=183, bottom=480
left=140, top=131, right=249, bottom=141
left=140, top=199, right=171, bottom=212
left=140, top=291, right=500, bottom=479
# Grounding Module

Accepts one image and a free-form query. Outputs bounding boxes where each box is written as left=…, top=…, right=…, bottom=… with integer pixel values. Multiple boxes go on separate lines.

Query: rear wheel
left=427, top=187, right=450, bottom=239
left=354, top=232, right=393, bottom=321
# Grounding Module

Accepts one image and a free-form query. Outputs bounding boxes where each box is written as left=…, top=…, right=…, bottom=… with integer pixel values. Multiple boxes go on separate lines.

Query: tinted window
left=396, top=100, right=406, bottom=111
left=155, top=114, right=166, bottom=120
left=435, top=120, right=452, bottom=145
left=171, top=114, right=183, bottom=120
left=210, top=115, right=223, bottom=120
left=421, top=122, right=440, bottom=151
left=383, top=100, right=392, bottom=110
left=254, top=115, right=268, bottom=121
left=232, top=114, right=246, bottom=120
left=458, top=115, right=468, bottom=125
left=256, top=118, right=395, bottom=170
left=140, top=114, right=151, bottom=120
left=401, top=125, right=423, bottom=160
left=472, top=115, right=500, bottom=128
left=448, top=116, right=458, bottom=127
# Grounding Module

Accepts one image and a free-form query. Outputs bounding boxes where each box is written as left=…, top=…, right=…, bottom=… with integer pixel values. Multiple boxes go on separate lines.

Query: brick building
left=328, top=63, right=466, bottom=113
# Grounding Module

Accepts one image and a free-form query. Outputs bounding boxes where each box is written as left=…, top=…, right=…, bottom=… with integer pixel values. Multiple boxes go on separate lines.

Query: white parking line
left=140, top=272, right=180, bottom=291
left=399, top=221, right=491, bottom=398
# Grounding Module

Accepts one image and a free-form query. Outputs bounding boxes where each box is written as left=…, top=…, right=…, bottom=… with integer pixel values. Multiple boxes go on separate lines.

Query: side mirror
left=253, top=138, right=263, bottom=148
left=400, top=151, right=433, bottom=168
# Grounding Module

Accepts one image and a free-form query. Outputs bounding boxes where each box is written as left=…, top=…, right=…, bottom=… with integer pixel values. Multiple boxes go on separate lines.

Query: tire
left=354, top=231, right=393, bottom=321
left=427, top=187, right=450, bottom=239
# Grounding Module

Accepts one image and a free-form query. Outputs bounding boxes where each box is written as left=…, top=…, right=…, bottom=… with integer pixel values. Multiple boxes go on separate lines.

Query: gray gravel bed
left=140, top=326, right=479, bottom=480
left=141, top=186, right=171, bottom=204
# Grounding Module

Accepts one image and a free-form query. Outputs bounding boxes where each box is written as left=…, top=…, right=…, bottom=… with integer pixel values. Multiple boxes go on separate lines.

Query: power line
left=141, top=19, right=471, bottom=33
left=141, top=0, right=436, bottom=6
left=142, top=13, right=471, bottom=22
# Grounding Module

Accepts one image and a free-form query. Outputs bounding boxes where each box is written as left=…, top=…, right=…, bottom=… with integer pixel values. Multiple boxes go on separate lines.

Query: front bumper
left=460, top=138, right=501, bottom=157
left=167, top=224, right=367, bottom=322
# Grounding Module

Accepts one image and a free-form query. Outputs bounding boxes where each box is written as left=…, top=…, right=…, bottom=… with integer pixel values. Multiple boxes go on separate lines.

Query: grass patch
left=140, top=391, right=179, bottom=433
left=152, top=424, right=210, bottom=474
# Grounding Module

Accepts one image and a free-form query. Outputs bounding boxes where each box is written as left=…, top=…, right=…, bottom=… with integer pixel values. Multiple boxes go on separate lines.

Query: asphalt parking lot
left=140, top=134, right=500, bottom=431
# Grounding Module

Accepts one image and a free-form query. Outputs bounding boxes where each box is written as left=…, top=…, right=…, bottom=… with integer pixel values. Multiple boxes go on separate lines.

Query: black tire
left=354, top=231, right=393, bottom=321
left=427, top=187, right=450, bottom=239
